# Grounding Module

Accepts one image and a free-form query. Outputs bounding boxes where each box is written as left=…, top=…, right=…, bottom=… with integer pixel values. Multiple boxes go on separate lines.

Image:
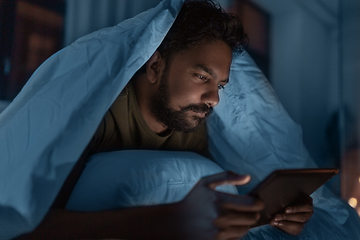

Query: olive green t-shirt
left=53, top=82, right=208, bottom=208
left=84, top=81, right=208, bottom=157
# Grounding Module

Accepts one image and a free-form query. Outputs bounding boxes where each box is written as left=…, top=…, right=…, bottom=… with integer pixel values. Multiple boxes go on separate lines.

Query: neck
left=133, top=75, right=168, bottom=134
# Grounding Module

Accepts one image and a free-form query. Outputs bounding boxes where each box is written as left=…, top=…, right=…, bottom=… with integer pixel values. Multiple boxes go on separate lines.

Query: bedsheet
left=0, top=0, right=359, bottom=239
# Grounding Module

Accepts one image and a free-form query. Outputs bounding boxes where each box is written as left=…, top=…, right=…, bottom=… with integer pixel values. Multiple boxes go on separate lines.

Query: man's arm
left=17, top=204, right=183, bottom=240
left=17, top=172, right=264, bottom=240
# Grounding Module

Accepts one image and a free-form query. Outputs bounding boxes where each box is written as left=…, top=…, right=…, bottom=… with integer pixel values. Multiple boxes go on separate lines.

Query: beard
left=150, top=68, right=213, bottom=133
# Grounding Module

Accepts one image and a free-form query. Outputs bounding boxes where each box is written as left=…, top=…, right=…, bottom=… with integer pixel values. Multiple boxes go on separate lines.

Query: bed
left=1, top=0, right=359, bottom=239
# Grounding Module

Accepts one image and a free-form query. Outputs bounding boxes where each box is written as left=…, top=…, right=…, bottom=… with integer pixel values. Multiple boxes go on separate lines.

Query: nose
left=202, top=85, right=220, bottom=107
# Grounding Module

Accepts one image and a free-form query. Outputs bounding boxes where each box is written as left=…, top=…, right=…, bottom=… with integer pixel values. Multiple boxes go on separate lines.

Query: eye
left=196, top=74, right=208, bottom=82
left=218, top=84, right=225, bottom=90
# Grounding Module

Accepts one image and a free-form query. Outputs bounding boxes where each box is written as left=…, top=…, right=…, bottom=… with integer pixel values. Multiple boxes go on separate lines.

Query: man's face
left=150, top=40, right=232, bottom=133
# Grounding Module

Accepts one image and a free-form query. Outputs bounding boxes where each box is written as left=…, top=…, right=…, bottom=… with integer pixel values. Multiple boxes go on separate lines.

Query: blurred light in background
left=348, top=197, right=357, bottom=208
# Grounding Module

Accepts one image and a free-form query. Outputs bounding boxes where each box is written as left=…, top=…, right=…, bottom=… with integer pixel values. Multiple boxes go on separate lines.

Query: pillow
left=66, top=150, right=238, bottom=212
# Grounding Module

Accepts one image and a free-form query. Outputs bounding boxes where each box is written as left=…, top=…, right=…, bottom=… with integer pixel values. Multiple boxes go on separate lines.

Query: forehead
left=169, top=40, right=232, bottom=79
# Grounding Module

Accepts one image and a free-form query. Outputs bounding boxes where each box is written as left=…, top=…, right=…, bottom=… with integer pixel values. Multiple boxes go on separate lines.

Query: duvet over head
left=0, top=0, right=359, bottom=239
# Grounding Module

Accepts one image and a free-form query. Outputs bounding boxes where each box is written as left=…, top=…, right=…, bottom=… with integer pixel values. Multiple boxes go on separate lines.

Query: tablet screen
left=248, top=168, right=339, bottom=226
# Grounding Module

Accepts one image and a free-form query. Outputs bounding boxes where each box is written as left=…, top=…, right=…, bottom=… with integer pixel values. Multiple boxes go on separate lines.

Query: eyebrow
left=194, top=64, right=214, bottom=77
left=222, top=78, right=230, bottom=84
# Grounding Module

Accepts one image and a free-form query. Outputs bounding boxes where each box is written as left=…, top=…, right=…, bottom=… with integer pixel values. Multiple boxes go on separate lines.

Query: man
left=18, top=1, right=313, bottom=239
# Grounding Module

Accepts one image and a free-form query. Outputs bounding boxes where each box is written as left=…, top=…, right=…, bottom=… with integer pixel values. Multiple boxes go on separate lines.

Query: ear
left=146, top=51, right=164, bottom=84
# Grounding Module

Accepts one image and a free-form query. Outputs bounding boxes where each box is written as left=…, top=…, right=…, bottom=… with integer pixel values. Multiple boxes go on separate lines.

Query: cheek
left=166, top=76, right=191, bottom=103
left=166, top=70, right=204, bottom=107
left=169, top=87, right=204, bottom=109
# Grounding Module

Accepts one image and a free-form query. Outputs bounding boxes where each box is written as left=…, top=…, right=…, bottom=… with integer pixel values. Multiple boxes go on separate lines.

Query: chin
left=181, top=117, right=205, bottom=133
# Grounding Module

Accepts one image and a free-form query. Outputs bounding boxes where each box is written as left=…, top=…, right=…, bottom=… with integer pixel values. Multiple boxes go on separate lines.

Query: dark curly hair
left=137, top=0, right=247, bottom=74
left=157, top=0, right=248, bottom=62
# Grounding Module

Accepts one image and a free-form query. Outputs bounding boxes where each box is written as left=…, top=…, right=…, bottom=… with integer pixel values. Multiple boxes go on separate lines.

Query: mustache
left=181, top=104, right=213, bottom=116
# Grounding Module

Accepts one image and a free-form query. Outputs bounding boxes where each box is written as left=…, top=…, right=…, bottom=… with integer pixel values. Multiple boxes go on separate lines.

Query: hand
left=270, top=196, right=313, bottom=235
left=172, top=171, right=264, bottom=240
left=16, top=171, right=263, bottom=240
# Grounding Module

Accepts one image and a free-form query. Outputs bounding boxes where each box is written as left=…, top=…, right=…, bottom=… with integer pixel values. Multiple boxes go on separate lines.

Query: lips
left=182, top=104, right=213, bottom=118
left=194, top=111, right=207, bottom=118
left=192, top=109, right=211, bottom=118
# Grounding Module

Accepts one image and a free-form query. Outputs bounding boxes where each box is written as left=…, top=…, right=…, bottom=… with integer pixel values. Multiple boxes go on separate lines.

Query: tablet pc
left=247, top=168, right=339, bottom=227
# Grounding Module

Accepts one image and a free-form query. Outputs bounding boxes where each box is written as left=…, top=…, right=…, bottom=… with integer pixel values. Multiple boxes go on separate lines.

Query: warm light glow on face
left=358, top=177, right=360, bottom=183
left=348, top=198, right=358, bottom=208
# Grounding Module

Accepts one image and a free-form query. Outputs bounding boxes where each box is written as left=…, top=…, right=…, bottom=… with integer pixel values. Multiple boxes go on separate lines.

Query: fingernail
left=271, top=221, right=279, bottom=226
left=286, top=207, right=292, bottom=213
left=278, top=222, right=284, bottom=226
left=275, top=214, right=282, bottom=221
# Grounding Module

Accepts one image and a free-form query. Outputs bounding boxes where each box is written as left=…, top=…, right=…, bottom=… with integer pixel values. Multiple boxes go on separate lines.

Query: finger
left=272, top=211, right=313, bottom=223
left=271, top=220, right=305, bottom=236
left=215, top=226, right=250, bottom=240
left=200, top=171, right=251, bottom=190
left=286, top=196, right=313, bottom=214
left=219, top=195, right=264, bottom=212
left=213, top=210, right=260, bottom=228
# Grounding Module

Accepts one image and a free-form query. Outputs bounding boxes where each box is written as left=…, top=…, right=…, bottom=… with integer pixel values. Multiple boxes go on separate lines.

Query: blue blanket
left=0, top=0, right=359, bottom=239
